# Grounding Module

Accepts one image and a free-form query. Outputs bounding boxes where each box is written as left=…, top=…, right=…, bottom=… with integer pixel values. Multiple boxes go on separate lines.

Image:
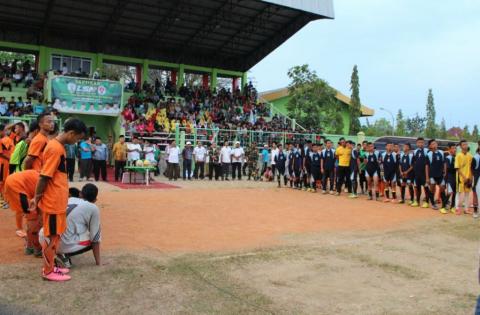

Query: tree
left=287, top=65, right=343, bottom=133
left=349, top=65, right=361, bottom=135
left=472, top=125, right=479, bottom=142
left=406, top=113, right=426, bottom=136
left=438, top=118, right=447, bottom=139
left=425, top=89, right=436, bottom=138
left=447, top=127, right=463, bottom=139
left=463, top=125, right=470, bottom=140
left=363, top=118, right=393, bottom=137
left=395, top=109, right=406, bottom=136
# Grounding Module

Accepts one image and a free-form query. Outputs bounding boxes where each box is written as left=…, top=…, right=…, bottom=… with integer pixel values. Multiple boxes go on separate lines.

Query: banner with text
left=51, top=76, right=122, bottom=116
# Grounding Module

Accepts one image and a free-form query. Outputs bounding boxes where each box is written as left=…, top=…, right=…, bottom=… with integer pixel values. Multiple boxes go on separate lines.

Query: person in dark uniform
left=365, top=142, right=381, bottom=201
left=292, top=143, right=303, bottom=189
left=381, top=141, right=398, bottom=202
left=287, top=143, right=295, bottom=188
left=310, top=143, right=321, bottom=192
left=426, top=139, right=447, bottom=211
left=274, top=144, right=287, bottom=188
left=303, top=140, right=313, bottom=191
left=349, top=141, right=360, bottom=198
left=321, top=140, right=336, bottom=194
left=472, top=145, right=480, bottom=218
left=412, top=137, right=430, bottom=208
left=399, top=143, right=415, bottom=204
left=445, top=143, right=457, bottom=211
left=393, top=143, right=402, bottom=188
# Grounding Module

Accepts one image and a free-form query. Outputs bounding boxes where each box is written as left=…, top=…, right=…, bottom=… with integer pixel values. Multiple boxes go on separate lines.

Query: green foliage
left=395, top=109, right=406, bottom=136
left=438, top=118, right=448, bottom=139
left=462, top=125, right=470, bottom=140
left=472, top=125, right=479, bottom=142
left=0, top=51, right=35, bottom=65
left=406, top=113, right=426, bottom=136
left=363, top=118, right=393, bottom=137
left=425, top=89, right=436, bottom=138
left=287, top=65, right=343, bottom=134
left=349, top=65, right=361, bottom=135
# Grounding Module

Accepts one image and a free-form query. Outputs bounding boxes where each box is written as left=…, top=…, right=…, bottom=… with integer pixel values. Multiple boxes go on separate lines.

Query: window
left=51, top=54, right=92, bottom=75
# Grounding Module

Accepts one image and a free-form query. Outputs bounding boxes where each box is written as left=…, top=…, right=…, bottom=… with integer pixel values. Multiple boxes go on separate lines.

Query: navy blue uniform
left=293, top=150, right=303, bottom=177
left=472, top=153, right=480, bottom=189
left=412, top=148, right=428, bottom=186
left=321, top=148, right=336, bottom=191
left=382, top=152, right=398, bottom=182
left=427, top=150, right=445, bottom=185
left=311, top=151, right=321, bottom=189
left=445, top=154, right=456, bottom=192
left=400, top=152, right=414, bottom=184
left=350, top=149, right=360, bottom=194
left=365, top=151, right=380, bottom=178
left=275, top=151, right=287, bottom=175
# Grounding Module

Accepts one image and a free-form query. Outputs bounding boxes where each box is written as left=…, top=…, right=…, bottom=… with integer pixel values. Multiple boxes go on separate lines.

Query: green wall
left=269, top=95, right=351, bottom=134
left=59, top=113, right=119, bottom=141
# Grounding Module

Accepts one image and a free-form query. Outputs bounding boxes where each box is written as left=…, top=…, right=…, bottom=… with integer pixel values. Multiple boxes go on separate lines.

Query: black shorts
left=429, top=176, right=445, bottom=186
left=383, top=171, right=396, bottom=182
left=414, top=174, right=426, bottom=187
left=293, top=169, right=301, bottom=177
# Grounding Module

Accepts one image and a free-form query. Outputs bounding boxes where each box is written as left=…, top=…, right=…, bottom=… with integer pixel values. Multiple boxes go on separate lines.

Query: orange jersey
left=9, top=131, right=21, bottom=145
left=4, top=170, right=40, bottom=213
left=38, top=139, right=68, bottom=215
left=27, top=133, right=49, bottom=171
left=0, top=136, right=14, bottom=160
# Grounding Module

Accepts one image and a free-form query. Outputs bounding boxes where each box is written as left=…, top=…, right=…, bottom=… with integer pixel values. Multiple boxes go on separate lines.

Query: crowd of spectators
left=121, top=81, right=301, bottom=137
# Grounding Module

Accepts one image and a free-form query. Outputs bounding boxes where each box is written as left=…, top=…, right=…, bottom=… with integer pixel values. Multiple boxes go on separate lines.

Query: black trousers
left=322, top=169, right=335, bottom=191
left=183, top=159, right=192, bottom=179
left=194, top=161, right=205, bottom=179
left=351, top=168, right=358, bottom=194
left=114, top=160, right=126, bottom=181
left=66, top=158, right=76, bottom=181
left=271, top=164, right=276, bottom=177
left=336, top=166, right=352, bottom=194
left=222, top=162, right=230, bottom=179
left=79, top=159, right=92, bottom=179
left=208, top=163, right=222, bottom=180
left=231, top=162, right=242, bottom=179
left=92, top=160, right=107, bottom=181
left=9, top=164, right=16, bottom=175
left=311, top=168, right=321, bottom=189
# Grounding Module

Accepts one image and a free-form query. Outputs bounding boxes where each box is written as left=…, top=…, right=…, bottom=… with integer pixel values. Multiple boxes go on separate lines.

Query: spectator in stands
left=13, top=71, right=23, bottom=87
left=167, top=140, right=180, bottom=180
left=61, top=62, right=68, bottom=75
left=1, top=75, right=12, bottom=92
left=79, top=137, right=93, bottom=181
left=112, top=135, right=127, bottom=182
left=182, top=141, right=193, bottom=180
left=231, top=141, right=244, bottom=180
left=24, top=72, right=34, bottom=88
left=261, top=144, right=269, bottom=175
left=193, top=141, right=207, bottom=180
left=0, top=98, right=8, bottom=116
left=22, top=60, right=31, bottom=76
left=92, top=138, right=108, bottom=182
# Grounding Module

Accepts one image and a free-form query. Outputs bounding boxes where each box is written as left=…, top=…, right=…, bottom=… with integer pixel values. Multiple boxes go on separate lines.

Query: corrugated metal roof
left=262, top=0, right=334, bottom=18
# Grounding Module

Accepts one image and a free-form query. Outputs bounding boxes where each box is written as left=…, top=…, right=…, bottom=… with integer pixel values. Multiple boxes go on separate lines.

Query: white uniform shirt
left=193, top=146, right=207, bottom=162
left=167, top=146, right=180, bottom=163
left=231, top=147, right=245, bottom=163
left=144, top=145, right=155, bottom=162
left=127, top=143, right=142, bottom=161
left=220, top=146, right=232, bottom=163
left=270, top=148, right=279, bottom=165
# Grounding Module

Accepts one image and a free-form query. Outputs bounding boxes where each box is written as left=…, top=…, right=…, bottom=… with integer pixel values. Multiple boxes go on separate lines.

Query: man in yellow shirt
left=454, top=139, right=473, bottom=215
left=112, top=135, right=127, bottom=182
left=335, top=138, right=352, bottom=196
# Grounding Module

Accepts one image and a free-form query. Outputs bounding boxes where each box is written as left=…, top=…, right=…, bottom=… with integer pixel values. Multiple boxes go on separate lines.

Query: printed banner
left=51, top=76, right=122, bottom=116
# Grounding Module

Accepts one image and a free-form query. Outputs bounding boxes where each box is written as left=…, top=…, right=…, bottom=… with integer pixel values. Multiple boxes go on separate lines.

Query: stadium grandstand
left=0, top=0, right=345, bottom=148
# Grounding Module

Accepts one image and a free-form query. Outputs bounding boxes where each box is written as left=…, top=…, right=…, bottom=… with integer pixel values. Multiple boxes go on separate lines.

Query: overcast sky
left=250, top=0, right=480, bottom=128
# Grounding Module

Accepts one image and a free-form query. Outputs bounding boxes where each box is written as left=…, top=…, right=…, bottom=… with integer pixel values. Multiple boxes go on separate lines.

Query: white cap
left=235, top=141, right=240, bottom=144
left=186, top=141, right=191, bottom=145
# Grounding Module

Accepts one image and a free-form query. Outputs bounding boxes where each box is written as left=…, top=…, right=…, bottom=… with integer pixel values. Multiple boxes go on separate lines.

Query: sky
left=250, top=0, right=480, bottom=128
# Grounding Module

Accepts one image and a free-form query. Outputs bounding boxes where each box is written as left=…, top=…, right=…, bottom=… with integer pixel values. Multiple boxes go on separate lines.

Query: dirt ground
left=0, top=178, right=479, bottom=314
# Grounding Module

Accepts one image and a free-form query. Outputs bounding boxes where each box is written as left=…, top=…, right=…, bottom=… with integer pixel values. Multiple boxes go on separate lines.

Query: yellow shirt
left=112, top=142, right=127, bottom=161
left=455, top=151, right=473, bottom=182
left=336, top=146, right=352, bottom=167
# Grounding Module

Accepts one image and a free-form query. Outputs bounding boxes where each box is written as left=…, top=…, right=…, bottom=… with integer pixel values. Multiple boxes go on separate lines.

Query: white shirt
left=167, top=146, right=180, bottom=163
left=231, top=147, right=244, bottom=163
left=220, top=146, right=232, bottom=163
left=62, top=66, right=68, bottom=75
left=193, top=146, right=207, bottom=162
left=127, top=143, right=141, bottom=161
left=144, top=145, right=155, bottom=162
left=270, top=148, right=279, bottom=165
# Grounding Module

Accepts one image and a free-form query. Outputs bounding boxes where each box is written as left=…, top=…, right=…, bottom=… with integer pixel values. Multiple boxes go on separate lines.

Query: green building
left=259, top=87, right=375, bottom=135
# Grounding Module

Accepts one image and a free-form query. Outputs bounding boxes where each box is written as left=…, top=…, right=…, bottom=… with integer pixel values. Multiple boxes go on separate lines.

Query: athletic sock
left=375, top=191, right=379, bottom=199
left=401, top=186, right=406, bottom=201
left=409, top=186, right=415, bottom=202
left=392, top=191, right=397, bottom=200
left=416, top=186, right=422, bottom=203
left=440, top=191, right=447, bottom=208
left=385, top=190, right=390, bottom=199
left=424, top=186, right=431, bottom=204
left=369, top=190, right=372, bottom=198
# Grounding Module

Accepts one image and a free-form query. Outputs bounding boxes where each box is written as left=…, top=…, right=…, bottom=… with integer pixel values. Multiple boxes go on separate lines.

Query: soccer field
left=0, top=180, right=478, bottom=315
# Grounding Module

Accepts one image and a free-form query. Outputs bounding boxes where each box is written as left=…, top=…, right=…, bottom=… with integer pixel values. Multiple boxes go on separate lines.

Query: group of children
left=272, top=137, right=479, bottom=217
left=0, top=113, right=88, bottom=281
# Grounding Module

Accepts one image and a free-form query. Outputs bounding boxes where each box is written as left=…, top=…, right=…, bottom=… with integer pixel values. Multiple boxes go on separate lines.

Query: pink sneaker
left=383, top=198, right=391, bottom=203
left=43, top=270, right=71, bottom=281
left=54, top=266, right=70, bottom=274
